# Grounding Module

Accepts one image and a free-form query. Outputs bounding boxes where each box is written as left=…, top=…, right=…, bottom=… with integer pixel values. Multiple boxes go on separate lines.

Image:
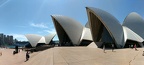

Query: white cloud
left=0, top=0, right=10, bottom=7
left=44, top=29, right=56, bottom=34
left=30, top=22, right=48, bottom=28
left=8, top=34, right=27, bottom=41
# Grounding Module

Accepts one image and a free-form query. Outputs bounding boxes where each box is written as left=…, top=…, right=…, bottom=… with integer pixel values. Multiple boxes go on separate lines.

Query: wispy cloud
left=30, top=22, right=48, bottom=28
left=8, top=34, right=27, bottom=41
left=0, top=0, right=10, bottom=7
left=44, top=29, right=56, bottom=34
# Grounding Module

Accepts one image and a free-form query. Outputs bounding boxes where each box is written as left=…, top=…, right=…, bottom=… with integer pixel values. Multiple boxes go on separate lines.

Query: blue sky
left=0, top=0, right=143, bottom=41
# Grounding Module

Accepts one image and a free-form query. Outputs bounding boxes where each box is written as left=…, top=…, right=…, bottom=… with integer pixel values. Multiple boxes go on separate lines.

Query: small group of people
left=12, top=48, right=30, bottom=62
left=130, top=44, right=138, bottom=51
left=103, top=43, right=115, bottom=53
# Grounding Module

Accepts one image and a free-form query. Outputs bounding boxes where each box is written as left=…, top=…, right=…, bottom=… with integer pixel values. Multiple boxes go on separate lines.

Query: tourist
left=142, top=51, right=144, bottom=56
left=22, top=48, right=23, bottom=51
left=13, top=51, right=15, bottom=55
left=19, top=49, right=20, bottom=52
left=134, top=44, right=138, bottom=51
left=112, top=44, right=114, bottom=52
left=25, top=51, right=30, bottom=61
left=0, top=52, right=2, bottom=56
left=103, top=44, right=106, bottom=53
left=131, top=44, right=133, bottom=49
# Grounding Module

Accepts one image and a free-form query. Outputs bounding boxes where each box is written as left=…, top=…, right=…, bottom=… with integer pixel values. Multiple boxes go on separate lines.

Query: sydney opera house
left=50, top=7, right=143, bottom=48
left=25, top=7, right=144, bottom=49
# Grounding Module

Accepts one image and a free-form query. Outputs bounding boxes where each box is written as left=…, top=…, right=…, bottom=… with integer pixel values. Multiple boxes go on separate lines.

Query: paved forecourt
left=21, top=47, right=144, bottom=65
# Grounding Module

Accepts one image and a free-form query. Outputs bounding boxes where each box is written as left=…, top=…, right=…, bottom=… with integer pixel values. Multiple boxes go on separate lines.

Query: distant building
left=0, top=33, right=14, bottom=46
left=0, top=34, right=4, bottom=45
left=6, top=35, right=13, bottom=45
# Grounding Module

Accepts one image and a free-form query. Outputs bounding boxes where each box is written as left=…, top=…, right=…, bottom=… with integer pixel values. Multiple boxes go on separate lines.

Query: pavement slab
left=1, top=47, right=144, bottom=65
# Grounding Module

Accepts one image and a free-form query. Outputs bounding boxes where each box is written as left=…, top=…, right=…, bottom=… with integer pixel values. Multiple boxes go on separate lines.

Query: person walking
left=112, top=44, right=114, bottom=52
left=103, top=44, right=106, bottom=53
left=142, top=51, right=144, bottom=56
left=134, top=44, right=138, bottom=51
left=25, top=51, right=30, bottom=62
left=0, top=52, right=2, bottom=56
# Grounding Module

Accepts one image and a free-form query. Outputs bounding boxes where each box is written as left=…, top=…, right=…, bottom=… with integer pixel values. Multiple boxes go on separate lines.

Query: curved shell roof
left=25, top=34, right=42, bottom=47
left=38, top=36, right=46, bottom=43
left=86, top=7, right=124, bottom=48
left=123, top=12, right=144, bottom=39
left=44, top=33, right=56, bottom=44
left=123, top=26, right=143, bottom=43
left=80, top=27, right=92, bottom=41
left=51, top=15, right=84, bottom=45
left=25, top=33, right=56, bottom=47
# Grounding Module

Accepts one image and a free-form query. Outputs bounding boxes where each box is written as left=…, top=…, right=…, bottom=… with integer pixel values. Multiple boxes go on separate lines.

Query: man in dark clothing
left=112, top=44, right=114, bottom=52
left=25, top=51, right=30, bottom=62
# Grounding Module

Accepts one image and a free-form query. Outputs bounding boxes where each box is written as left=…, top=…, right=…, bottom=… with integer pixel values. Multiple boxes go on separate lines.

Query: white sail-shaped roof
left=123, top=12, right=144, bottom=40
left=44, top=33, right=56, bottom=44
left=80, top=27, right=92, bottom=41
left=86, top=7, right=124, bottom=48
left=38, top=37, right=46, bottom=43
left=25, top=34, right=42, bottom=47
left=25, top=33, right=56, bottom=47
left=123, top=26, right=143, bottom=43
left=51, top=15, right=84, bottom=45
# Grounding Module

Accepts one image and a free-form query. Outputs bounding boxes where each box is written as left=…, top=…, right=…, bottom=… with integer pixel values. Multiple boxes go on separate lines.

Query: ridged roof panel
left=123, top=12, right=144, bottom=39
left=44, top=33, right=56, bottom=44
left=51, top=15, right=84, bottom=45
left=86, top=7, right=124, bottom=48
left=25, top=34, right=42, bottom=47
left=123, top=26, right=143, bottom=43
